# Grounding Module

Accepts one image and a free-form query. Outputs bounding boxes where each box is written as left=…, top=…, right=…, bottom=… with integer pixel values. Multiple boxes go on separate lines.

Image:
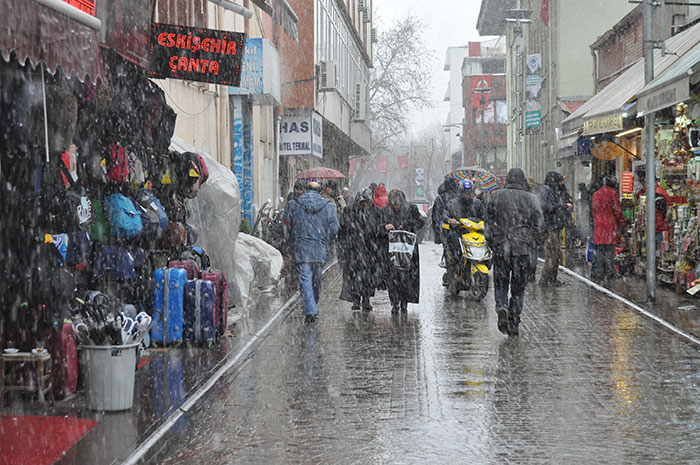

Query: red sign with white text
left=471, top=75, right=492, bottom=109
left=621, top=171, right=634, bottom=194
left=63, top=0, right=95, bottom=15
left=377, top=158, right=388, bottom=175
left=397, top=155, right=408, bottom=170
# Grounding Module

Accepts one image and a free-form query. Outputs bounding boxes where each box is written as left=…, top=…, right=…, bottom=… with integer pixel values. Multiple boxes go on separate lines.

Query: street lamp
left=442, top=123, right=464, bottom=167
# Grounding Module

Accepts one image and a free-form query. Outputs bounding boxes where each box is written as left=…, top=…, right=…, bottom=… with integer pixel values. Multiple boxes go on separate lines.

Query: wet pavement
left=4, top=244, right=700, bottom=464
left=141, top=243, right=700, bottom=464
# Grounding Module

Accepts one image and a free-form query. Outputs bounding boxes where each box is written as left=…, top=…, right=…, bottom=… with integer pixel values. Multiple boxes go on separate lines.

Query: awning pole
left=41, top=63, right=50, bottom=163
left=644, top=0, right=656, bottom=301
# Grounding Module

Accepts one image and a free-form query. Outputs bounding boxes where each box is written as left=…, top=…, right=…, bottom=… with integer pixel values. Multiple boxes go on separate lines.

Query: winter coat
left=370, top=203, right=390, bottom=289
left=485, top=169, right=543, bottom=257
left=444, top=196, right=483, bottom=222
left=283, top=191, right=339, bottom=264
left=382, top=203, right=425, bottom=304
left=591, top=185, right=624, bottom=245
left=338, top=202, right=378, bottom=301
left=635, top=184, right=671, bottom=233
left=539, top=171, right=571, bottom=232
left=431, top=183, right=457, bottom=243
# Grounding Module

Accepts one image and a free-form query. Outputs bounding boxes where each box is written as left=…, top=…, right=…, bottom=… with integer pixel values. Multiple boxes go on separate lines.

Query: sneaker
left=305, top=314, right=317, bottom=323
left=496, top=307, right=509, bottom=335
left=507, top=324, right=520, bottom=336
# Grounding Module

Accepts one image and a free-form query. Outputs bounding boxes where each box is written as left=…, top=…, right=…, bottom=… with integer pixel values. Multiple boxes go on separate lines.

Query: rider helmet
left=460, top=179, right=474, bottom=191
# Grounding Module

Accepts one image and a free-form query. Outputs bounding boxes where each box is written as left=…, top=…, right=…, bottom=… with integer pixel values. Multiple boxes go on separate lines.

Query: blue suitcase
left=151, top=267, right=187, bottom=346
left=184, top=279, right=217, bottom=344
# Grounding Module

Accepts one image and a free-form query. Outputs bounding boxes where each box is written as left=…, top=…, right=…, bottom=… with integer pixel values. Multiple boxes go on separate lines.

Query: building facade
left=461, top=39, right=507, bottom=173
left=443, top=46, right=470, bottom=169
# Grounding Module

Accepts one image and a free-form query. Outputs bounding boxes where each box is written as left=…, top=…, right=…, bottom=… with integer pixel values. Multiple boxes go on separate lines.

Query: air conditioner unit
left=318, top=60, right=337, bottom=91
left=362, top=9, right=370, bottom=23
left=371, top=27, right=377, bottom=43
left=354, top=82, right=368, bottom=122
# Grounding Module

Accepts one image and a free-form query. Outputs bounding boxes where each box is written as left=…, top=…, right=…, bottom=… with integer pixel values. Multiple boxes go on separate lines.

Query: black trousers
left=493, top=253, right=530, bottom=328
left=593, top=244, right=615, bottom=280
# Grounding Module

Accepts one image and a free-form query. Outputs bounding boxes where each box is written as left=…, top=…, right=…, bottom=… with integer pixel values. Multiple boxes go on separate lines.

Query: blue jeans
left=296, top=263, right=324, bottom=316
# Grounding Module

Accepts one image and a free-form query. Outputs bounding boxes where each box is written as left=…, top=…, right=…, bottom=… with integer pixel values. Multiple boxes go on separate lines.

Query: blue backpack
left=104, top=193, right=143, bottom=240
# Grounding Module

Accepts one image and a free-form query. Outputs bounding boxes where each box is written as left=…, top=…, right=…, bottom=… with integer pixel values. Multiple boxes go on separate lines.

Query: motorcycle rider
left=442, top=179, right=482, bottom=273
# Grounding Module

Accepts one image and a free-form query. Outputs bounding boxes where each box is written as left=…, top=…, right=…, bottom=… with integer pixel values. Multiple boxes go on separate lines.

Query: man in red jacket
left=591, top=176, right=624, bottom=283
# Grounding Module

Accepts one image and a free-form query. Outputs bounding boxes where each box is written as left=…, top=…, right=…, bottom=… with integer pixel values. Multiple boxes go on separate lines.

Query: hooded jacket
left=539, top=171, right=571, bottom=232
left=373, top=184, right=388, bottom=208
left=284, top=190, right=339, bottom=263
left=591, top=185, right=624, bottom=245
left=485, top=169, right=543, bottom=256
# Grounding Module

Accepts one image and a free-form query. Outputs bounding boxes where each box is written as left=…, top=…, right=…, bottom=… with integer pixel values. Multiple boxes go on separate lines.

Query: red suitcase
left=202, top=270, right=228, bottom=336
left=47, top=322, right=78, bottom=398
left=169, top=260, right=200, bottom=280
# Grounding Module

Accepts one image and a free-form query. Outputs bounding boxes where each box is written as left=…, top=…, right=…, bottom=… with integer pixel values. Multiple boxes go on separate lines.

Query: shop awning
left=562, top=20, right=700, bottom=136
left=636, top=40, right=700, bottom=115
left=0, top=0, right=104, bottom=83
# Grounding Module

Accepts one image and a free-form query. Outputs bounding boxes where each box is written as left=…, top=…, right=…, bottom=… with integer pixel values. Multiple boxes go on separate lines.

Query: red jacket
left=592, top=185, right=624, bottom=245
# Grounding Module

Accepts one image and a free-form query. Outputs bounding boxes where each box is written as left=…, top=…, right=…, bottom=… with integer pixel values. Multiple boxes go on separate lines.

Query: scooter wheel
left=469, top=273, right=489, bottom=301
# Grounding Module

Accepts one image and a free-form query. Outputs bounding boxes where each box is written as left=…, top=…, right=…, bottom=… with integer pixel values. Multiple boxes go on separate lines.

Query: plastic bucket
left=79, top=343, right=139, bottom=411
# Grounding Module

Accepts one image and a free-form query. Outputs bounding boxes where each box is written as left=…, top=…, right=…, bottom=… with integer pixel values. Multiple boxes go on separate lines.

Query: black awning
left=0, top=0, right=104, bottom=83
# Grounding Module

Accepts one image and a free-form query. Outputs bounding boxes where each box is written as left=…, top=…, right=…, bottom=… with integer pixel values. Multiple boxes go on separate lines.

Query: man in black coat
left=441, top=179, right=483, bottom=273
left=431, top=177, right=458, bottom=245
left=485, top=168, right=543, bottom=336
left=539, top=171, right=573, bottom=286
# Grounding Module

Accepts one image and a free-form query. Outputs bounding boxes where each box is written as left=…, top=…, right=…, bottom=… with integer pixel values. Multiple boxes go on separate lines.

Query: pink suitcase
left=169, top=260, right=200, bottom=280
left=202, top=270, right=228, bottom=336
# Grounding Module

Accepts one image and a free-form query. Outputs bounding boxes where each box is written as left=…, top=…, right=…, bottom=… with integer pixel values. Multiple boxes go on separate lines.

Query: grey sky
left=374, top=0, right=487, bottom=136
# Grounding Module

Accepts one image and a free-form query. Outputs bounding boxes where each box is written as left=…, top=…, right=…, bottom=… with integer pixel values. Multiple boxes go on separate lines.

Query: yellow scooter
left=442, top=218, right=492, bottom=300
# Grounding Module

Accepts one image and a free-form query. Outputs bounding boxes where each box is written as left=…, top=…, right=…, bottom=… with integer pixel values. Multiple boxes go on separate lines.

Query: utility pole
left=514, top=0, right=523, bottom=169
left=644, top=0, right=657, bottom=301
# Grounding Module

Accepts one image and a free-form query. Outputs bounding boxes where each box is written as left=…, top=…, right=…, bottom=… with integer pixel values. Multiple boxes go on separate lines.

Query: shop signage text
left=279, top=111, right=323, bottom=158
left=583, top=113, right=623, bottom=136
left=62, top=0, right=95, bottom=15
left=621, top=171, right=634, bottom=194
left=638, top=77, right=689, bottom=115
left=149, top=23, right=246, bottom=86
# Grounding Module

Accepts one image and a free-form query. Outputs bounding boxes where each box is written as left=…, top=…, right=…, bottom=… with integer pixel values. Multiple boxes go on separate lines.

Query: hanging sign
left=279, top=110, right=323, bottom=158
left=525, top=53, right=542, bottom=129
left=397, top=155, right=408, bottom=170
left=377, top=158, right=389, bottom=175
left=62, top=0, right=95, bottom=15
left=621, top=172, right=634, bottom=194
left=149, top=23, right=246, bottom=86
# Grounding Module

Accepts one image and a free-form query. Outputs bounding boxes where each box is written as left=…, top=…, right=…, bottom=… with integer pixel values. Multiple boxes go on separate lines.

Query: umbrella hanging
left=449, top=167, right=501, bottom=192
left=297, top=167, right=346, bottom=180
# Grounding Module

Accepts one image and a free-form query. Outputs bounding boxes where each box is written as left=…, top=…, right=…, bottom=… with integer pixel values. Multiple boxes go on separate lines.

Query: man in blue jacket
left=284, top=181, right=340, bottom=322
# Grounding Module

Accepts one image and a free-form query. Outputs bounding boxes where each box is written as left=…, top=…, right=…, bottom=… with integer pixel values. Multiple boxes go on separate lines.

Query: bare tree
left=370, top=15, right=434, bottom=151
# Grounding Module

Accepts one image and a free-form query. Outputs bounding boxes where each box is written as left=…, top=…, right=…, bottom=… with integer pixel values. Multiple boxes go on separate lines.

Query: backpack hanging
left=104, top=193, right=143, bottom=240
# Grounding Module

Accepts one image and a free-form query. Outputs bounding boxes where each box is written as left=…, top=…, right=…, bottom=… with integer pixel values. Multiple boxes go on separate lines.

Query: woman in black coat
left=338, top=188, right=377, bottom=311
left=382, top=189, right=425, bottom=313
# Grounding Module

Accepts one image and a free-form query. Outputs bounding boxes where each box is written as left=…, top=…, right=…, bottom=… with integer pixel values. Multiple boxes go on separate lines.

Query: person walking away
left=382, top=190, right=425, bottom=313
left=485, top=168, right=543, bottom=336
left=591, top=175, right=624, bottom=284
left=281, top=180, right=308, bottom=292
left=371, top=184, right=390, bottom=292
left=283, top=181, right=339, bottom=322
left=338, top=188, right=377, bottom=311
left=539, top=171, right=572, bottom=286
left=442, top=179, right=482, bottom=276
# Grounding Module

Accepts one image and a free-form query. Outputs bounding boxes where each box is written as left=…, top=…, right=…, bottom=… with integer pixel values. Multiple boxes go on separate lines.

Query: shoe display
left=496, top=307, right=509, bottom=335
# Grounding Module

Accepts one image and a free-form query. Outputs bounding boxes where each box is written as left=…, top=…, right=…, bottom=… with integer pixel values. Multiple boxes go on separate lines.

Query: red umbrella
left=297, top=167, right=346, bottom=180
